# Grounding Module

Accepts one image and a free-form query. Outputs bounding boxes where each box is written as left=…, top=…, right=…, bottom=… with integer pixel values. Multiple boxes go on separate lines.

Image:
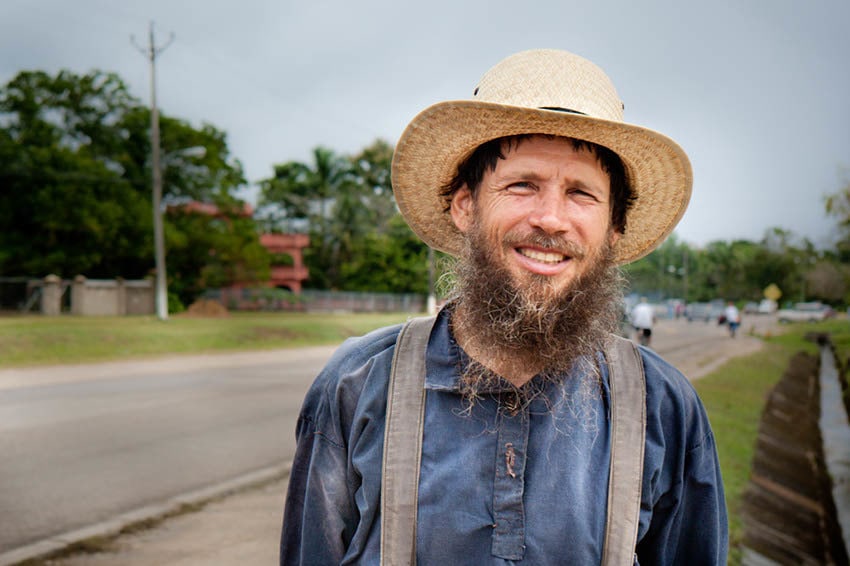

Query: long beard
left=450, top=220, right=625, bottom=400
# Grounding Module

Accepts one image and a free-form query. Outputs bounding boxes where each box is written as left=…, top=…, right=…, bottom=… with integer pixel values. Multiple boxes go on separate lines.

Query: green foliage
left=339, top=215, right=430, bottom=293
left=167, top=291, right=186, bottom=314
left=0, top=70, right=151, bottom=277
left=622, top=234, right=690, bottom=299
left=825, top=174, right=850, bottom=262
left=624, top=227, right=846, bottom=306
left=260, top=139, right=431, bottom=293
left=0, top=68, right=263, bottom=305
left=167, top=201, right=270, bottom=304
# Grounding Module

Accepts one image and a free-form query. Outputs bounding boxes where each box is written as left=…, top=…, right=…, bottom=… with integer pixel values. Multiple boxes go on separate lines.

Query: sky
left=2, top=0, right=849, bottom=249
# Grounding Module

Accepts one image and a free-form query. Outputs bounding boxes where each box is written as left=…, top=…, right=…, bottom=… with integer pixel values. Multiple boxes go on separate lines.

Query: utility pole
left=133, top=22, right=174, bottom=321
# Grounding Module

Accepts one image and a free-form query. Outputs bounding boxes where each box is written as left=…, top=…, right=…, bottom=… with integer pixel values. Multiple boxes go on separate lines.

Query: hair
left=439, top=134, right=635, bottom=234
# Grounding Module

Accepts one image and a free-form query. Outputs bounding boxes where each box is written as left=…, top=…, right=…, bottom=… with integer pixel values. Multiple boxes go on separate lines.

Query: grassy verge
left=694, top=319, right=848, bottom=564
left=0, top=312, right=412, bottom=367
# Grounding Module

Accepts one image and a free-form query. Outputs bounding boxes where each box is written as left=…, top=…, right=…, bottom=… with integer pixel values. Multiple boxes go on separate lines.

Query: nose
left=527, top=188, right=569, bottom=235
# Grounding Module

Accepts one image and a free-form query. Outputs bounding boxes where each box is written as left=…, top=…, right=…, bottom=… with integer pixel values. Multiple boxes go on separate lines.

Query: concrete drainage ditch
left=741, top=333, right=850, bottom=565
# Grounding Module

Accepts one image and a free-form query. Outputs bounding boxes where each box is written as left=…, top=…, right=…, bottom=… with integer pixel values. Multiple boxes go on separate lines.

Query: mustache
left=502, top=229, right=588, bottom=260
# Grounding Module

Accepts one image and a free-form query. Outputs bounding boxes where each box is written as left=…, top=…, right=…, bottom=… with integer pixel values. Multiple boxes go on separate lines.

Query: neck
left=452, top=302, right=541, bottom=388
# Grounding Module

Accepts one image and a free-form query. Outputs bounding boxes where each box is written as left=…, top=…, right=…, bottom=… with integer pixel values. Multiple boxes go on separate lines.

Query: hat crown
left=472, top=49, right=624, bottom=122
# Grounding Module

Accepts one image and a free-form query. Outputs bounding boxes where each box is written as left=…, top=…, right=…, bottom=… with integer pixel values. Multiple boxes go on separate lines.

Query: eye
left=505, top=181, right=535, bottom=194
left=567, top=187, right=600, bottom=202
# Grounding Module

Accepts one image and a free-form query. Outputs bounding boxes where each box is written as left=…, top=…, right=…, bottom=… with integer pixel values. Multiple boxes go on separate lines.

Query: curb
left=0, top=463, right=291, bottom=566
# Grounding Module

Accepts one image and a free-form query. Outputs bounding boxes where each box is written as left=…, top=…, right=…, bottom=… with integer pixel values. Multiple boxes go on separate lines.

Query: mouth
left=516, top=247, right=568, bottom=265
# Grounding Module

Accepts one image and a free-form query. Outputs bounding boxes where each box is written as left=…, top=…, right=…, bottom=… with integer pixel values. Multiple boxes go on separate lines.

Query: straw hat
left=391, top=48, right=692, bottom=264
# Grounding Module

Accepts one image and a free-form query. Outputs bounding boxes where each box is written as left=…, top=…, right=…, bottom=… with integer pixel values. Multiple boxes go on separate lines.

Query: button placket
left=490, top=396, right=529, bottom=560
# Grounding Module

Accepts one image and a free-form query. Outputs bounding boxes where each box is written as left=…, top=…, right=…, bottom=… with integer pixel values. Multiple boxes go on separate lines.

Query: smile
left=517, top=248, right=567, bottom=264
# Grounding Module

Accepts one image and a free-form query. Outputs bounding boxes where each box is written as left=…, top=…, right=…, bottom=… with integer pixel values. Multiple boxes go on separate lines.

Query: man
left=631, top=297, right=656, bottom=347
left=281, top=49, right=727, bottom=564
left=724, top=301, right=741, bottom=337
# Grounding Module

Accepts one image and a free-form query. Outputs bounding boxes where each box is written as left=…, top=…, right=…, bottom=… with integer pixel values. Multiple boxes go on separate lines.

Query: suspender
left=380, top=316, right=434, bottom=566
left=602, top=334, right=647, bottom=566
left=380, top=316, right=646, bottom=566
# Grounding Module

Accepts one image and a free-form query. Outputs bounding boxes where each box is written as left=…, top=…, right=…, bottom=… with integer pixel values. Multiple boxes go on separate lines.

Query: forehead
left=500, top=135, right=599, bottom=160
left=494, top=135, right=610, bottom=180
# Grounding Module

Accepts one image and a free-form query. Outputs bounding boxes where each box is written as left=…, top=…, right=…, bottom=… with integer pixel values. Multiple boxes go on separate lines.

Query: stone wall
left=39, top=275, right=154, bottom=316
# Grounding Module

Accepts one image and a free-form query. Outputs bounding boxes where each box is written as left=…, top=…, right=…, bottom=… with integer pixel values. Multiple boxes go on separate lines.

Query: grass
left=0, top=311, right=413, bottom=367
left=694, top=319, right=849, bottom=564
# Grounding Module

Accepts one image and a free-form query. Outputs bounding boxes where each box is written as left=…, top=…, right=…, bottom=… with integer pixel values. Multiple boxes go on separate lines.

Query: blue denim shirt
left=281, top=309, right=728, bottom=565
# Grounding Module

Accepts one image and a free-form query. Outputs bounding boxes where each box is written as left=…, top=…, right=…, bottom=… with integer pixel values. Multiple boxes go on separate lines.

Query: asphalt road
left=649, top=313, right=778, bottom=380
left=0, top=314, right=778, bottom=558
left=0, top=346, right=336, bottom=555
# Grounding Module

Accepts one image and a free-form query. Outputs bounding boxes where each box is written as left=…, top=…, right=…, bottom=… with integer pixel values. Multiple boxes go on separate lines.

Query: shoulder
left=320, top=324, right=403, bottom=384
left=637, top=346, right=714, bottom=450
left=299, top=323, right=404, bottom=444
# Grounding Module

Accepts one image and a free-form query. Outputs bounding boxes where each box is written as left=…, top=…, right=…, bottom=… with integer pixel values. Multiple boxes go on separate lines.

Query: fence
left=7, top=276, right=423, bottom=316
left=0, top=277, right=39, bottom=312
left=299, top=290, right=425, bottom=313
left=207, top=288, right=426, bottom=314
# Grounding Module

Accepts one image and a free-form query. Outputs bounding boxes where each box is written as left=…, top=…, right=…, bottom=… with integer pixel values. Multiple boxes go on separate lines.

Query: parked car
left=776, top=302, right=835, bottom=323
left=686, top=301, right=727, bottom=323
left=685, top=302, right=709, bottom=322
left=743, top=302, right=759, bottom=314
left=757, top=299, right=778, bottom=314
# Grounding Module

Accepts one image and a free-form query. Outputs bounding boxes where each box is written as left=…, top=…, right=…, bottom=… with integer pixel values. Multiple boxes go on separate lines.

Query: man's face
left=450, top=136, right=620, bottom=300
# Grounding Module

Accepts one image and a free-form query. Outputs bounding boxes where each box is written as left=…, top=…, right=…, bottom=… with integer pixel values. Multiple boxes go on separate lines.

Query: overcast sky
left=2, top=0, right=848, bottom=249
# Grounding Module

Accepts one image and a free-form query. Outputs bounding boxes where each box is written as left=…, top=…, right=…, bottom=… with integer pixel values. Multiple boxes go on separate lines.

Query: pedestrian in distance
left=724, top=301, right=741, bottom=338
left=280, top=49, right=727, bottom=565
left=630, top=296, right=656, bottom=348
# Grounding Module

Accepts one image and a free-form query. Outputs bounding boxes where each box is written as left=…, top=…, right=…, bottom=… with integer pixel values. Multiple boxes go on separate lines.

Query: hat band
left=539, top=106, right=588, bottom=116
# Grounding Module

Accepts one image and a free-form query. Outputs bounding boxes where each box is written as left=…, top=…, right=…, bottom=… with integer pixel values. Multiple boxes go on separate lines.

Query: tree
left=0, top=69, right=262, bottom=305
left=622, top=234, right=690, bottom=300
left=0, top=70, right=150, bottom=277
left=350, top=139, right=397, bottom=231
left=259, top=146, right=353, bottom=288
left=340, top=214, right=430, bottom=293
left=825, top=174, right=850, bottom=262
left=166, top=201, right=271, bottom=304
left=259, top=139, right=427, bottom=292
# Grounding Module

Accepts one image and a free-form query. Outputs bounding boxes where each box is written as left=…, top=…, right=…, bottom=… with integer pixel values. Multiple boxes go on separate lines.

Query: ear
left=449, top=185, right=474, bottom=233
left=608, top=227, right=621, bottom=247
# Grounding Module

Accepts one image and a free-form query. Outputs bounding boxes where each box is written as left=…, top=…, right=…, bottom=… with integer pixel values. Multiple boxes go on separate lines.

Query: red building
left=169, top=201, right=310, bottom=305
left=260, top=233, right=309, bottom=293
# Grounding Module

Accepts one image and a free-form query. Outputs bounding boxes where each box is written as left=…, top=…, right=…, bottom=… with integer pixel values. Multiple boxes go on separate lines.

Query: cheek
left=576, top=208, right=614, bottom=240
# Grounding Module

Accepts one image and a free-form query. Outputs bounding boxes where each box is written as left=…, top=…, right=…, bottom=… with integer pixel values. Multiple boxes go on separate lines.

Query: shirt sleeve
left=280, top=388, right=354, bottom=565
left=280, top=326, right=401, bottom=566
left=635, top=350, right=729, bottom=565
left=636, top=430, right=728, bottom=565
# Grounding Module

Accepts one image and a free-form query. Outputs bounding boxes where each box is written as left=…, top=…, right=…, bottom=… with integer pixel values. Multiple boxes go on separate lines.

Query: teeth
left=519, top=248, right=565, bottom=264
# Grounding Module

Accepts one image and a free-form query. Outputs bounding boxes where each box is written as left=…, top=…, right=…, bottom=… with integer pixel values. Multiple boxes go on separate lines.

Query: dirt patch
left=180, top=299, right=230, bottom=318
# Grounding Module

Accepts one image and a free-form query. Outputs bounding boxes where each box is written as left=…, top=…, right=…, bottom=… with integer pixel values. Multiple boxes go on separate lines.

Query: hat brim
left=391, top=101, right=692, bottom=264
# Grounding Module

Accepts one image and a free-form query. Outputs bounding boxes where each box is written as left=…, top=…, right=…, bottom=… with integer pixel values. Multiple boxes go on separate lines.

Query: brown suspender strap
left=380, top=321, right=646, bottom=566
left=380, top=315, right=436, bottom=566
left=601, top=334, right=647, bottom=566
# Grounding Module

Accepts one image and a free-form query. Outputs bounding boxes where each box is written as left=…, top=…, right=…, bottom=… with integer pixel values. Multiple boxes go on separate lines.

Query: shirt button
left=504, top=392, right=520, bottom=416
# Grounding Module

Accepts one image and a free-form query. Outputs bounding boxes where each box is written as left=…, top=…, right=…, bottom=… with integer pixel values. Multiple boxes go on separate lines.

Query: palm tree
left=260, top=146, right=364, bottom=289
